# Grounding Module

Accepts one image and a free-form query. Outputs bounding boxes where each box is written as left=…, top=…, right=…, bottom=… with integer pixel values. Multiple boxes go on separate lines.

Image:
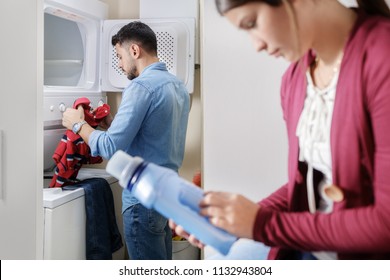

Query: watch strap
left=72, top=120, right=87, bottom=134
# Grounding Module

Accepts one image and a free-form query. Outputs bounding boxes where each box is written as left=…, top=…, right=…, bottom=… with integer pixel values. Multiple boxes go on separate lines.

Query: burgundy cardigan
left=254, top=10, right=390, bottom=259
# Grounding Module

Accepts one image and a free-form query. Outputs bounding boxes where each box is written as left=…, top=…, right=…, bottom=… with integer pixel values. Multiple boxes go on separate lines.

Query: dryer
left=43, top=0, right=195, bottom=96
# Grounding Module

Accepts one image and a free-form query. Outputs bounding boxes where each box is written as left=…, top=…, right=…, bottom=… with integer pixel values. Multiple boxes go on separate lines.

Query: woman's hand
left=200, top=192, right=260, bottom=239
left=169, top=191, right=260, bottom=248
left=169, top=219, right=205, bottom=249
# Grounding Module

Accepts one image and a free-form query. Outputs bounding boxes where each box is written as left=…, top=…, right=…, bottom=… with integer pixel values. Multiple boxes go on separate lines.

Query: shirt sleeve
left=89, top=81, right=153, bottom=159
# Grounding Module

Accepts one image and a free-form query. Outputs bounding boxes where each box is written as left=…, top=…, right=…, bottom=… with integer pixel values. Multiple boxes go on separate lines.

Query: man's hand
left=62, top=106, right=85, bottom=130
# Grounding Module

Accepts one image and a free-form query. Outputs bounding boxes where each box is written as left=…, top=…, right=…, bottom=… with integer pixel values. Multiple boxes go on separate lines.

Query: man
left=62, top=21, right=190, bottom=260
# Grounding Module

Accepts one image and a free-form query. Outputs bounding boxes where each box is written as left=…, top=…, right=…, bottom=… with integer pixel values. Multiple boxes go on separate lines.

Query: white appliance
left=44, top=0, right=195, bottom=96
left=42, top=0, right=195, bottom=260
left=43, top=168, right=124, bottom=260
left=43, top=187, right=86, bottom=259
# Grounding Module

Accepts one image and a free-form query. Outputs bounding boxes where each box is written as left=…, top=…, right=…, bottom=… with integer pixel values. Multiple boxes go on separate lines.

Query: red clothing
left=49, top=132, right=103, bottom=187
left=74, top=97, right=110, bottom=127
left=254, top=11, right=390, bottom=259
left=49, top=98, right=110, bottom=188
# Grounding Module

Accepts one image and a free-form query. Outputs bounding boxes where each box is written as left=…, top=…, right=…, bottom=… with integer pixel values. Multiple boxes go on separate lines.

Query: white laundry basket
left=172, top=240, right=200, bottom=260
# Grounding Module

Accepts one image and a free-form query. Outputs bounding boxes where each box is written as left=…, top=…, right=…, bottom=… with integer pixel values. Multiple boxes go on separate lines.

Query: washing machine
left=43, top=168, right=125, bottom=260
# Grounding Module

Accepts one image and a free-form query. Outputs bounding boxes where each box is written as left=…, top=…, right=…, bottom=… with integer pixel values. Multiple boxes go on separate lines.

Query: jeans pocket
left=147, top=209, right=167, bottom=234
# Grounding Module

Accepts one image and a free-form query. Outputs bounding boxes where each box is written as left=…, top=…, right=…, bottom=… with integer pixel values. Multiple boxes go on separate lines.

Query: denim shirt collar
left=141, top=61, right=167, bottom=75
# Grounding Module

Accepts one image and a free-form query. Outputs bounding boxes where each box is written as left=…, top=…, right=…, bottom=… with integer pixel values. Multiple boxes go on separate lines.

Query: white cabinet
left=0, top=0, right=44, bottom=259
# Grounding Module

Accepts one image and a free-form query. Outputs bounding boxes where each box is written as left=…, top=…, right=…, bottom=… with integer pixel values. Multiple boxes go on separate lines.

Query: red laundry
left=49, top=97, right=110, bottom=188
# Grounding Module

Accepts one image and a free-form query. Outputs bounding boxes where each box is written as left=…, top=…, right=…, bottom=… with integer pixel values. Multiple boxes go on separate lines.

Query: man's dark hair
left=111, top=21, right=158, bottom=55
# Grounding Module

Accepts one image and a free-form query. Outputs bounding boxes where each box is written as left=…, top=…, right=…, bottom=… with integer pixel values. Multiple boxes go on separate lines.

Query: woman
left=171, top=0, right=390, bottom=259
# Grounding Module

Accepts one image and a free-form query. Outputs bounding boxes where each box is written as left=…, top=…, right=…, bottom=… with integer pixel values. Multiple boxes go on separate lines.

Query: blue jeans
left=123, top=203, right=172, bottom=260
left=64, top=178, right=123, bottom=260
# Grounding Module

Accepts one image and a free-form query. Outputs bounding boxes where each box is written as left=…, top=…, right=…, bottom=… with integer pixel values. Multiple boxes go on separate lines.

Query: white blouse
left=296, top=70, right=339, bottom=214
left=296, top=69, right=340, bottom=260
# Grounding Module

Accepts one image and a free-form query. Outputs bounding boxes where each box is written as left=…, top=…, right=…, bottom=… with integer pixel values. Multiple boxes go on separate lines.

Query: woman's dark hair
left=215, top=0, right=281, bottom=14
left=111, top=21, right=158, bottom=55
left=357, top=0, right=390, bottom=18
left=215, top=0, right=390, bottom=18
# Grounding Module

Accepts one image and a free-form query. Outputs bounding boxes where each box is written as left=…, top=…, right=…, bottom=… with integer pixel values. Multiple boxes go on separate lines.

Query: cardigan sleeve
left=258, top=183, right=289, bottom=211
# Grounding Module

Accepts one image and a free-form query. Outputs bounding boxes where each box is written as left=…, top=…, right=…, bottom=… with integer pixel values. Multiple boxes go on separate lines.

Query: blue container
left=106, top=150, right=237, bottom=255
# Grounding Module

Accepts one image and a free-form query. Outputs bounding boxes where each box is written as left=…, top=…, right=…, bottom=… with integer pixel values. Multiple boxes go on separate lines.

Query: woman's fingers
left=200, top=191, right=230, bottom=207
left=168, top=219, right=205, bottom=249
left=168, top=219, right=177, bottom=230
left=188, top=235, right=205, bottom=249
left=199, top=192, right=260, bottom=239
left=169, top=191, right=261, bottom=245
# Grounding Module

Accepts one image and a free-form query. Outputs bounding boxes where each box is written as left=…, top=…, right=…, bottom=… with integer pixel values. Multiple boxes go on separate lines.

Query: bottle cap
left=106, top=150, right=143, bottom=188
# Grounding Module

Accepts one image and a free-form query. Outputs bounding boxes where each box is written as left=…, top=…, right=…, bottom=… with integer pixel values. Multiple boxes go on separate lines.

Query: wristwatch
left=72, top=120, right=87, bottom=134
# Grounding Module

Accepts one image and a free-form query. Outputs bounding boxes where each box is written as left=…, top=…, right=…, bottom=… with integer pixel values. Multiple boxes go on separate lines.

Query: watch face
left=72, top=123, right=81, bottom=134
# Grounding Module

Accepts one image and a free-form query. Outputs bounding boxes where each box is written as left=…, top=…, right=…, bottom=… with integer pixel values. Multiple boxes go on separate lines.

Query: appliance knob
left=59, top=103, right=66, bottom=112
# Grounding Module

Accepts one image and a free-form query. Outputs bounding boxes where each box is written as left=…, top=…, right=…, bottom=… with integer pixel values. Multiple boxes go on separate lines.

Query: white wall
left=201, top=0, right=289, bottom=202
left=0, top=0, right=44, bottom=259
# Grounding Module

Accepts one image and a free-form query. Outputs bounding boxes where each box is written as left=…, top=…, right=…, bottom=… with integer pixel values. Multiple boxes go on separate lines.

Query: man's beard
left=127, top=65, right=138, bottom=80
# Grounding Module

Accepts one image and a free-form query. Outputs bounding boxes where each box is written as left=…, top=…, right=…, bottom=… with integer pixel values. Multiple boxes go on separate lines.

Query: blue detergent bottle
left=106, top=150, right=237, bottom=255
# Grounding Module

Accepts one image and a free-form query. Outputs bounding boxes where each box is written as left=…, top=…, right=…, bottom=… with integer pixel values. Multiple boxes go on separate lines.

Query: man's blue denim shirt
left=89, top=62, right=190, bottom=212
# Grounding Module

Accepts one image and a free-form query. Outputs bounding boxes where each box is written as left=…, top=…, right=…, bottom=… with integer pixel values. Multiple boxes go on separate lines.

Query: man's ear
left=130, top=43, right=141, bottom=58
